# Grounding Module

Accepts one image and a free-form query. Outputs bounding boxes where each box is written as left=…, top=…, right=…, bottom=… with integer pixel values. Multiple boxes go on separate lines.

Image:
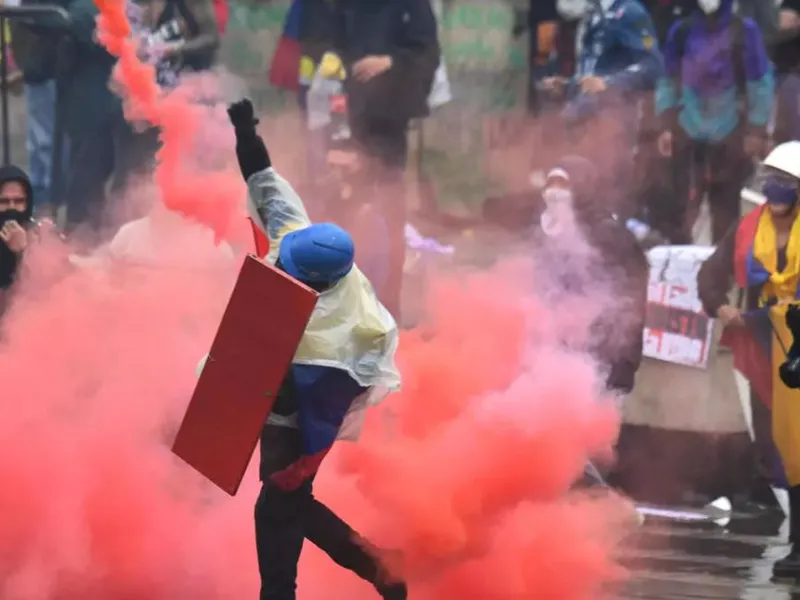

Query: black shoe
left=733, top=499, right=782, bottom=516
left=773, top=549, right=800, bottom=579
left=376, top=582, right=407, bottom=600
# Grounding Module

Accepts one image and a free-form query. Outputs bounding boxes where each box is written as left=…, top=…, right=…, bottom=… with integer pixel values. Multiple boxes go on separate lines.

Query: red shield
left=172, top=255, right=318, bottom=495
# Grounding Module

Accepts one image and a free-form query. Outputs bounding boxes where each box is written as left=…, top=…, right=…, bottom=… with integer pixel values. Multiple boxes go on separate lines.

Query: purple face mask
left=764, top=178, right=798, bottom=207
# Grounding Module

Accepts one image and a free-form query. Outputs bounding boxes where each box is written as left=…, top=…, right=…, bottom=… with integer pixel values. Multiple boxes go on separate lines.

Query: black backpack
left=672, top=15, right=748, bottom=101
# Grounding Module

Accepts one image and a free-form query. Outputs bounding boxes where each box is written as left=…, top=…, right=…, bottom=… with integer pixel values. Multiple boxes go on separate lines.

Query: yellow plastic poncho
left=245, top=167, right=401, bottom=397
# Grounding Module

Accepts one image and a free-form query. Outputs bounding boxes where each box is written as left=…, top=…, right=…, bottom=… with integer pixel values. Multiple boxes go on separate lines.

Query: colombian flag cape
left=248, top=168, right=400, bottom=489
left=726, top=207, right=800, bottom=485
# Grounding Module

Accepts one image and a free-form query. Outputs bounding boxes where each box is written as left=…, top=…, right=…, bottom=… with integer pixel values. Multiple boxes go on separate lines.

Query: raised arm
left=227, top=99, right=311, bottom=252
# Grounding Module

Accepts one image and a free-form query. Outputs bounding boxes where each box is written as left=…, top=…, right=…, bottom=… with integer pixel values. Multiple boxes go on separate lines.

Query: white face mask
left=697, top=0, right=721, bottom=15
left=540, top=188, right=575, bottom=236
left=543, top=187, right=573, bottom=208
left=557, top=0, right=588, bottom=20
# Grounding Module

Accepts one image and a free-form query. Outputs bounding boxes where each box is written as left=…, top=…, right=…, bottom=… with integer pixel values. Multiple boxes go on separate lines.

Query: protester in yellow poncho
left=224, top=98, right=405, bottom=600
left=698, top=141, right=800, bottom=579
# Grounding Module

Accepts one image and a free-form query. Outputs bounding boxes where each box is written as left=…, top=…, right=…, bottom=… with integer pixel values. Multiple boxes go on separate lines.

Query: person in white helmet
left=698, top=142, right=800, bottom=577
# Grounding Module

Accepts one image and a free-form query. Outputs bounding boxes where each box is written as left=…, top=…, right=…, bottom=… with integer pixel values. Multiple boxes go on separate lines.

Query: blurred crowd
left=1, top=0, right=799, bottom=303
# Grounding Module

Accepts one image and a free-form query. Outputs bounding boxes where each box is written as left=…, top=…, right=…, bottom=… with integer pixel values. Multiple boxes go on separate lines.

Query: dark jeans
left=650, top=132, right=752, bottom=245
left=255, top=425, right=381, bottom=600
left=349, top=118, right=408, bottom=319
left=63, top=115, right=158, bottom=235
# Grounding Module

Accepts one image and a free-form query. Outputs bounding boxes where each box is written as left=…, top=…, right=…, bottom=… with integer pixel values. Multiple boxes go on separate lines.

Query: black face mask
left=0, top=209, right=27, bottom=228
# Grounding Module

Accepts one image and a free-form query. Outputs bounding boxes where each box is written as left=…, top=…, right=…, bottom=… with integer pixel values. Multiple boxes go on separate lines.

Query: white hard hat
left=762, top=141, right=800, bottom=180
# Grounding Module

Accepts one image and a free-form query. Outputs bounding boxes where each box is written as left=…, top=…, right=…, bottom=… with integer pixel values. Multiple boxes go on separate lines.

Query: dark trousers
left=790, top=487, right=800, bottom=545
left=350, top=118, right=408, bottom=320
left=63, top=115, right=158, bottom=235
left=650, top=132, right=751, bottom=245
left=255, top=425, right=381, bottom=600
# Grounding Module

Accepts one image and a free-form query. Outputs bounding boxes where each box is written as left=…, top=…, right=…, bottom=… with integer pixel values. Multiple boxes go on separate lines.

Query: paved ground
left=620, top=510, right=800, bottom=600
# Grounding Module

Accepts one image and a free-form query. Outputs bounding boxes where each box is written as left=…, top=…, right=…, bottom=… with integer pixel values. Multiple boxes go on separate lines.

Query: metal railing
left=0, top=5, right=71, bottom=204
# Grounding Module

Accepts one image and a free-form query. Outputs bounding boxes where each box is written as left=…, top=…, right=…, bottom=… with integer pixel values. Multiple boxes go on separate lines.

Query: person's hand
left=657, top=131, right=673, bottom=157
left=744, top=134, right=764, bottom=158
left=227, top=98, right=259, bottom=131
left=579, top=75, right=607, bottom=94
left=541, top=76, right=568, bottom=97
left=0, top=221, right=28, bottom=254
left=717, top=305, right=745, bottom=328
left=352, top=55, right=393, bottom=82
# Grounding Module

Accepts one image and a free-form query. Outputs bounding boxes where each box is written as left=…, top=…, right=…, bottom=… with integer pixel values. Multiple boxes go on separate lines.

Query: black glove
left=227, top=98, right=259, bottom=132
left=227, top=98, right=271, bottom=181
left=780, top=305, right=800, bottom=389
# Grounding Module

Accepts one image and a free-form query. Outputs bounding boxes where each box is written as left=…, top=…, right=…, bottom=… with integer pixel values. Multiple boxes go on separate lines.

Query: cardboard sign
left=172, top=255, right=318, bottom=495
left=643, top=281, right=714, bottom=369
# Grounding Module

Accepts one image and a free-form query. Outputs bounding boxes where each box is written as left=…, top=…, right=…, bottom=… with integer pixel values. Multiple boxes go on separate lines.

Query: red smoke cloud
left=0, top=251, right=628, bottom=599
left=0, top=1, right=632, bottom=598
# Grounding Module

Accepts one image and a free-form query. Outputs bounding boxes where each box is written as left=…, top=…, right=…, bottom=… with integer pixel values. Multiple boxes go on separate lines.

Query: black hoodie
left=538, top=155, right=649, bottom=394
left=0, top=165, right=34, bottom=291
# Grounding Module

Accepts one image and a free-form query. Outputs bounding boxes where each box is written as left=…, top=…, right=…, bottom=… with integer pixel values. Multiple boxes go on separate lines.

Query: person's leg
left=706, top=134, right=749, bottom=244
left=256, top=423, right=405, bottom=600
left=773, top=486, right=800, bottom=578
left=109, top=118, right=158, bottom=195
left=256, top=425, right=308, bottom=600
left=63, top=124, right=115, bottom=237
left=351, top=117, right=408, bottom=319
left=655, top=134, right=694, bottom=244
left=748, top=392, right=782, bottom=507
left=255, top=480, right=310, bottom=600
left=304, top=499, right=406, bottom=599
left=24, top=79, right=56, bottom=214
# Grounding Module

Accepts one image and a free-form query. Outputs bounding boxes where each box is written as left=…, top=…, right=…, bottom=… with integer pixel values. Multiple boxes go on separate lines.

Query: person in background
left=772, top=0, right=800, bottom=77
left=736, top=0, right=779, bottom=43
left=135, top=0, right=220, bottom=89
left=122, top=0, right=220, bottom=194
left=697, top=143, right=800, bottom=547
left=9, top=7, right=61, bottom=216
left=319, top=133, right=391, bottom=302
left=535, top=155, right=649, bottom=396
left=329, top=0, right=440, bottom=319
left=541, top=0, right=663, bottom=221
left=653, top=0, right=774, bottom=245
left=520, top=0, right=562, bottom=115
left=642, top=0, right=695, bottom=43
left=772, top=0, right=800, bottom=145
left=0, top=165, right=35, bottom=315
left=58, top=0, right=140, bottom=239
left=635, top=0, right=694, bottom=233
left=535, top=155, right=649, bottom=494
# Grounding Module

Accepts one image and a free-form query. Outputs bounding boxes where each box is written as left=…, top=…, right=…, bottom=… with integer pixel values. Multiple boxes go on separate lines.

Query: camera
left=779, top=304, right=800, bottom=389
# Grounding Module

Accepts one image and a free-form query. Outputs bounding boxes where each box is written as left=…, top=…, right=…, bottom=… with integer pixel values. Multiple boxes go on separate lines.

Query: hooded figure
left=537, top=155, right=649, bottom=395
left=0, top=165, right=34, bottom=292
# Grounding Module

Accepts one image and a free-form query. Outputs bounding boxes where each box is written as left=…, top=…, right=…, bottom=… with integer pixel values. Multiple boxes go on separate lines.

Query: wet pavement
left=620, top=508, right=800, bottom=599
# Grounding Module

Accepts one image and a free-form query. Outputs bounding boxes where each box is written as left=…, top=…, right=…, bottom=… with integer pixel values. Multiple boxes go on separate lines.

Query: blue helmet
left=278, top=223, right=355, bottom=285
